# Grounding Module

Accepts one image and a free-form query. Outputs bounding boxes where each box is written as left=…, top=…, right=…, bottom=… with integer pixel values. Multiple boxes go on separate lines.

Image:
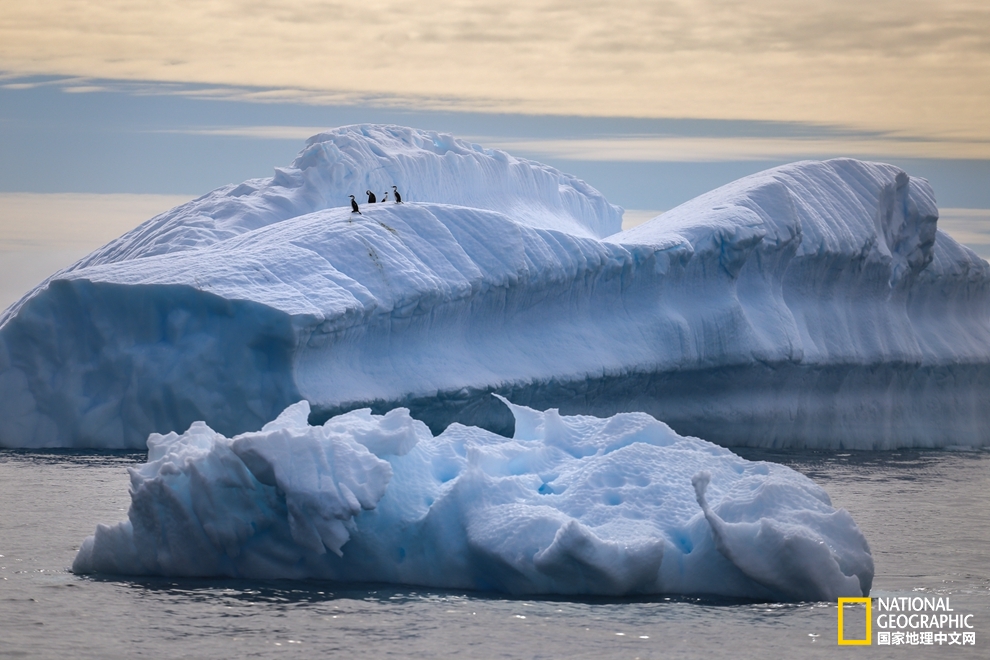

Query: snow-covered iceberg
left=1, top=125, right=989, bottom=449
left=72, top=400, right=874, bottom=601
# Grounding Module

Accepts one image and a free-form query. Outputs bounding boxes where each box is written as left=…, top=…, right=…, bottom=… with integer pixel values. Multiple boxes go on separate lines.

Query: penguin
left=392, top=186, right=402, bottom=203
left=349, top=195, right=361, bottom=214
left=381, top=191, right=389, bottom=202
left=366, top=190, right=377, bottom=204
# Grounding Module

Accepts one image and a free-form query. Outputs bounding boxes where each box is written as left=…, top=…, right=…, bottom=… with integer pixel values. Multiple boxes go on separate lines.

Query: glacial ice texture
left=1, top=125, right=989, bottom=449
left=72, top=400, right=874, bottom=601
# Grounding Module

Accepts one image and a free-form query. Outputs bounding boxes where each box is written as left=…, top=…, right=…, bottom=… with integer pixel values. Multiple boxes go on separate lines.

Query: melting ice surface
left=72, top=399, right=874, bottom=601
left=2, top=124, right=990, bottom=449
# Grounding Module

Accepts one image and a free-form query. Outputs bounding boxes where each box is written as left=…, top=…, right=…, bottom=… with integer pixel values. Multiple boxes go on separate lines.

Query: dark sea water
left=1, top=448, right=986, bottom=659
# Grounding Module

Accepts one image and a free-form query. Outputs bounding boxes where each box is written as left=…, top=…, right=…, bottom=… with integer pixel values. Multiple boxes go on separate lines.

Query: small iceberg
left=73, top=399, right=874, bottom=601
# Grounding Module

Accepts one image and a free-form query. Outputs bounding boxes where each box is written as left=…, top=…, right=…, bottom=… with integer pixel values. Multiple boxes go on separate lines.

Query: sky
left=1, top=0, right=989, bottom=308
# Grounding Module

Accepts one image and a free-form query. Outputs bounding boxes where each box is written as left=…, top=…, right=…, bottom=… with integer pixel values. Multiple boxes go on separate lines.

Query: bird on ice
left=381, top=191, right=389, bottom=202
left=366, top=190, right=377, bottom=204
left=392, top=186, right=402, bottom=203
left=349, top=195, right=361, bottom=214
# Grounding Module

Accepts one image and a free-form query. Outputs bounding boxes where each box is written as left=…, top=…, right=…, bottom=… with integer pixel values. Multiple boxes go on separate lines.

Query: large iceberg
left=72, top=399, right=874, bottom=601
left=1, top=124, right=989, bottom=449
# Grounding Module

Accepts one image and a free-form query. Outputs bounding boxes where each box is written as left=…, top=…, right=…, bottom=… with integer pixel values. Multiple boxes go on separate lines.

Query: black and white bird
left=381, top=191, right=389, bottom=202
left=366, top=190, right=377, bottom=204
left=392, top=186, right=402, bottom=204
left=349, top=195, right=361, bottom=214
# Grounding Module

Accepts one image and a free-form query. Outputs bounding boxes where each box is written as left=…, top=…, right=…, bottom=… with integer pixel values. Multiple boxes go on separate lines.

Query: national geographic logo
left=838, top=596, right=977, bottom=647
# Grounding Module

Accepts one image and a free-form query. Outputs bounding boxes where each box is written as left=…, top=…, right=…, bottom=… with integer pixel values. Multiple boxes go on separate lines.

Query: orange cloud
left=2, top=1, right=988, bottom=142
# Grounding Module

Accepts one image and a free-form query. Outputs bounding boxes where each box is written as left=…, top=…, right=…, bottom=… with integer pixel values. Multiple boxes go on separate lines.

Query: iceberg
left=1, top=125, right=989, bottom=449
left=72, top=399, right=874, bottom=601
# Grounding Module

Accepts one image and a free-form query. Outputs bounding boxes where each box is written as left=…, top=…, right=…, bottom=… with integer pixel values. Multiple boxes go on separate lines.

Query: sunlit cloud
left=937, top=208, right=990, bottom=258
left=61, top=85, right=110, bottom=93
left=621, top=209, right=665, bottom=230
left=158, top=125, right=990, bottom=161
left=0, top=193, right=193, bottom=248
left=472, top=136, right=990, bottom=162
left=161, top=125, right=332, bottom=140
left=1, top=1, right=987, bottom=144
left=0, top=75, right=88, bottom=89
left=0, top=192, right=194, bottom=309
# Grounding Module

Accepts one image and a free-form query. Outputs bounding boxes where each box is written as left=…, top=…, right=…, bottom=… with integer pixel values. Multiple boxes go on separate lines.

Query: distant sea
left=1, top=447, right=986, bottom=659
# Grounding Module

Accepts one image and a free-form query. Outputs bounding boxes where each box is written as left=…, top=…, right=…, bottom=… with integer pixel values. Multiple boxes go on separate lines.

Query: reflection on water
left=735, top=446, right=987, bottom=479
left=0, top=449, right=146, bottom=468
left=98, top=576, right=771, bottom=608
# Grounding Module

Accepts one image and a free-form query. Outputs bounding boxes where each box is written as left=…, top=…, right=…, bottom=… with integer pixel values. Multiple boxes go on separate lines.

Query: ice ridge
left=24, top=124, right=620, bottom=282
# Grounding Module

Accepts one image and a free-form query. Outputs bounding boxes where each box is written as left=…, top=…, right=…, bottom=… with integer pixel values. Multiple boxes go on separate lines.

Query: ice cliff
left=1, top=124, right=989, bottom=449
left=72, top=400, right=874, bottom=601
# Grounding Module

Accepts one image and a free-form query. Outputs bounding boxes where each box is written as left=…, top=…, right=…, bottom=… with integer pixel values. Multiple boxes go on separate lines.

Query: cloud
left=0, top=192, right=194, bottom=309
left=937, top=208, right=990, bottom=258
left=472, top=135, right=990, bottom=162
left=157, top=123, right=990, bottom=160
left=160, top=125, right=332, bottom=140
left=61, top=85, right=110, bottom=93
left=0, top=1, right=988, bottom=141
left=0, top=193, right=193, bottom=248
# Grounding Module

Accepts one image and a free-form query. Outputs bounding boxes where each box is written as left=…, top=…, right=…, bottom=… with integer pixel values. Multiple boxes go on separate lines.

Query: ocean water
left=0, top=448, right=986, bottom=659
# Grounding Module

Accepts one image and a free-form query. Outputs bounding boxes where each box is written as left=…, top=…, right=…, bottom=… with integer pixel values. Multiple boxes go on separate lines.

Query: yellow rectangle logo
left=838, top=597, right=872, bottom=645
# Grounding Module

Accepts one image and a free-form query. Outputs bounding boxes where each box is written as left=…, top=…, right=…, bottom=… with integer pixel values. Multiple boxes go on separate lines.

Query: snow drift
left=72, top=400, right=874, bottom=601
left=1, top=125, right=989, bottom=449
